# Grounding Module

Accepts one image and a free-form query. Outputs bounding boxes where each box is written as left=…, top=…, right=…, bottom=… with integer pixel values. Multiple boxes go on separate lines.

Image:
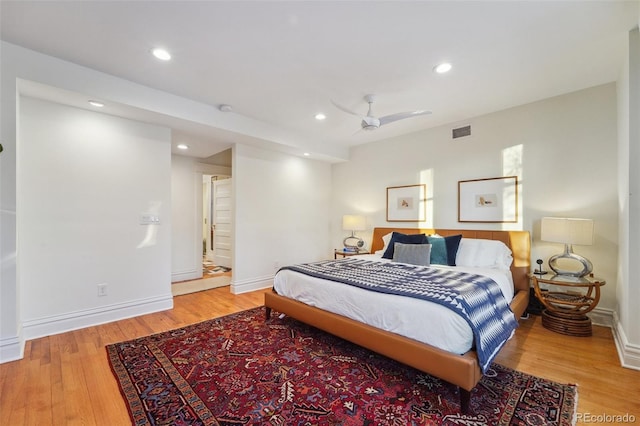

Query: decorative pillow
left=392, top=242, right=431, bottom=266
left=455, top=238, right=513, bottom=270
left=375, top=232, right=393, bottom=255
left=381, top=232, right=428, bottom=259
left=426, top=236, right=447, bottom=265
left=425, top=234, right=462, bottom=266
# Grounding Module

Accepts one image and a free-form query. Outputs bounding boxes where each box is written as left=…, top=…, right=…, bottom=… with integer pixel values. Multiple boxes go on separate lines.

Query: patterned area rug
left=107, top=307, right=577, bottom=425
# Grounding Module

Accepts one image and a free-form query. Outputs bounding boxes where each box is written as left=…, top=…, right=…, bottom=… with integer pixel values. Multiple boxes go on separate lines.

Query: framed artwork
left=386, top=184, right=426, bottom=222
left=458, top=176, right=518, bottom=223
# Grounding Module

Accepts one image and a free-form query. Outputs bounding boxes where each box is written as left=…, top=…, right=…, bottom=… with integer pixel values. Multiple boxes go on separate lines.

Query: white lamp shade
left=342, top=215, right=366, bottom=231
left=541, top=217, right=593, bottom=246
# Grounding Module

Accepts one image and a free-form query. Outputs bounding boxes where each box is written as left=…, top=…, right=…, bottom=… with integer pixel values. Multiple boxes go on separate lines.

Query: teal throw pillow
left=426, top=234, right=462, bottom=266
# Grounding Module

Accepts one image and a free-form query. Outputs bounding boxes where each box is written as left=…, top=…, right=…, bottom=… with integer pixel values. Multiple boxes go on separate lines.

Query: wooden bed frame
left=264, top=227, right=530, bottom=413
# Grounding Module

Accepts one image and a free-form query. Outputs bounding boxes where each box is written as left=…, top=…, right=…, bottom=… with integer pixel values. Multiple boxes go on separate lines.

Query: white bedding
left=273, top=253, right=515, bottom=355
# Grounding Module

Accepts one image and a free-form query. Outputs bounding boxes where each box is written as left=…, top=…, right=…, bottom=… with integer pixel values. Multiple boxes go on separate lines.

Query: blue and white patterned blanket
left=280, top=258, right=518, bottom=373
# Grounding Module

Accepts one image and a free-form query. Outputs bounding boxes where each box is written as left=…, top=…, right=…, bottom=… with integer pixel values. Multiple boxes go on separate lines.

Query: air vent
left=452, top=125, right=471, bottom=139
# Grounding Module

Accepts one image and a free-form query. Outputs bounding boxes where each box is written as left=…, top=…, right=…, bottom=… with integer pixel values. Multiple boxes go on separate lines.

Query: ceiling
left=1, top=1, right=637, bottom=162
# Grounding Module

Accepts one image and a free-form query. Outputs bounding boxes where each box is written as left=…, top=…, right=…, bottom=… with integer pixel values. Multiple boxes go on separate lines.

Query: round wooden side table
left=530, top=273, right=605, bottom=337
left=334, top=249, right=369, bottom=259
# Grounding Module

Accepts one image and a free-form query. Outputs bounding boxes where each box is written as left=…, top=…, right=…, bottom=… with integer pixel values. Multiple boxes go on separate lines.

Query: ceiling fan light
left=361, top=116, right=381, bottom=130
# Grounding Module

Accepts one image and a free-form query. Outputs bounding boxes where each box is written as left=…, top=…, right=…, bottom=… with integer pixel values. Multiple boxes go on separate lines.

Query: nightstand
left=530, top=273, right=605, bottom=336
left=334, top=249, right=369, bottom=259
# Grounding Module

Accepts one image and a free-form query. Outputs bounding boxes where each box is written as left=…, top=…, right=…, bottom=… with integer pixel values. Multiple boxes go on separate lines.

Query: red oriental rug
left=106, top=307, right=577, bottom=425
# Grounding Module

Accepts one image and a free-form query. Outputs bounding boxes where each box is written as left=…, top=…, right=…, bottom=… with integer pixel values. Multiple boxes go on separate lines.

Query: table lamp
left=342, top=215, right=366, bottom=250
left=541, top=217, right=594, bottom=277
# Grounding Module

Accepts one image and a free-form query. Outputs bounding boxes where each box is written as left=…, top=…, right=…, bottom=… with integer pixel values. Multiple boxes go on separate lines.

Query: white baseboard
left=172, top=276, right=231, bottom=296
left=22, top=294, right=174, bottom=342
left=172, top=268, right=202, bottom=283
left=611, top=311, right=640, bottom=371
left=0, top=333, right=24, bottom=364
left=230, top=275, right=273, bottom=294
left=589, top=307, right=615, bottom=328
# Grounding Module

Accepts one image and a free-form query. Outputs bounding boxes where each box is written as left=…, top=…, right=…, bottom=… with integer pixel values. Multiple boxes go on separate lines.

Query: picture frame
left=458, top=176, right=518, bottom=223
left=386, top=184, right=426, bottom=222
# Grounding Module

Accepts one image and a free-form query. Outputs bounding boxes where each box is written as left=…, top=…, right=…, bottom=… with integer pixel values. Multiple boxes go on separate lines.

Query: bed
left=264, top=227, right=530, bottom=413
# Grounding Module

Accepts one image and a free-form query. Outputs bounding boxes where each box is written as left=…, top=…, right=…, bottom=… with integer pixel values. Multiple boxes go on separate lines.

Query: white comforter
left=273, top=253, right=514, bottom=355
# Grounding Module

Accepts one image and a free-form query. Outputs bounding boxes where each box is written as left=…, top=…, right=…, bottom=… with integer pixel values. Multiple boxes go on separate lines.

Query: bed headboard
left=370, top=227, right=531, bottom=293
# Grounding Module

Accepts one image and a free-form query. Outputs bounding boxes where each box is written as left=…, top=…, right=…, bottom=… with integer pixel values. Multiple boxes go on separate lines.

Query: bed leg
left=265, top=306, right=272, bottom=320
left=459, top=388, right=471, bottom=414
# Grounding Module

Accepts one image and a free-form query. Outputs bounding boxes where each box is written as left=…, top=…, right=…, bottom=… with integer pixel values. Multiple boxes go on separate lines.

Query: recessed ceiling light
left=434, top=62, right=452, bottom=74
left=303, top=152, right=310, bottom=156
left=315, top=113, right=326, bottom=120
left=152, top=48, right=172, bottom=61
left=88, top=100, right=104, bottom=107
left=177, top=144, right=189, bottom=150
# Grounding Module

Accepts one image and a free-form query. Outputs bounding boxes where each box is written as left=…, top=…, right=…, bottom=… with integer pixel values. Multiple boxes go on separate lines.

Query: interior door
left=212, top=178, right=232, bottom=268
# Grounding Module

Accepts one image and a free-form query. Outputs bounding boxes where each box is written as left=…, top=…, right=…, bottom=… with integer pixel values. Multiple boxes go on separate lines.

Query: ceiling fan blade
left=331, top=100, right=362, bottom=117
left=379, top=110, right=431, bottom=126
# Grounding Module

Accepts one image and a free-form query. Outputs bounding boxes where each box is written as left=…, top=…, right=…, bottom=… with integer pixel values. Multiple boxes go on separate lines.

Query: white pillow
left=455, top=238, right=513, bottom=270
left=375, top=232, right=394, bottom=255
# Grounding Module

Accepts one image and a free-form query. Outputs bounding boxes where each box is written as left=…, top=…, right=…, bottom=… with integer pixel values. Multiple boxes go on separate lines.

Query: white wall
left=171, top=155, right=231, bottom=282
left=617, top=34, right=630, bottom=342
left=628, top=24, right=640, bottom=363
left=616, top=26, right=640, bottom=369
left=0, top=41, right=242, bottom=362
left=171, top=155, right=201, bottom=281
left=232, top=144, right=332, bottom=293
left=1, top=44, right=22, bottom=361
left=18, top=97, right=173, bottom=339
left=332, top=84, right=619, bottom=312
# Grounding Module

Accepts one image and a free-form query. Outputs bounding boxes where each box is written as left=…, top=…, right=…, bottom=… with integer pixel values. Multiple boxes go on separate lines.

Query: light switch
left=140, top=214, right=160, bottom=225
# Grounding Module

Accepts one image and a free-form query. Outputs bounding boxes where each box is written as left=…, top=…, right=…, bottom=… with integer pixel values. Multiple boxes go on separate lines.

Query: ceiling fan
left=332, top=94, right=431, bottom=131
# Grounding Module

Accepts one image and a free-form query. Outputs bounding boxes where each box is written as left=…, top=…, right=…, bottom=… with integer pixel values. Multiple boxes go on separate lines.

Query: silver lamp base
left=343, top=232, right=364, bottom=249
left=548, top=244, right=593, bottom=277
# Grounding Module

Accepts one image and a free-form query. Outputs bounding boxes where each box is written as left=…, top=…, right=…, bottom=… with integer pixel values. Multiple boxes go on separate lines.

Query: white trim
left=22, top=294, right=173, bottom=341
left=194, top=163, right=231, bottom=176
left=611, top=311, right=640, bottom=371
left=589, top=307, right=615, bottom=328
left=172, top=268, right=201, bottom=283
left=587, top=308, right=640, bottom=371
left=230, top=275, right=273, bottom=294
left=0, top=333, right=24, bottom=364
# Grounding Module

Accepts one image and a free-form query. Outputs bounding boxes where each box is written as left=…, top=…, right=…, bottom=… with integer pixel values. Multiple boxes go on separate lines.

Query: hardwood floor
left=1, top=287, right=638, bottom=425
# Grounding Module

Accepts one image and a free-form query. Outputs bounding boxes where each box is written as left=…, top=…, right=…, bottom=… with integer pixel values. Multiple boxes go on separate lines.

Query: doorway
left=203, top=175, right=232, bottom=277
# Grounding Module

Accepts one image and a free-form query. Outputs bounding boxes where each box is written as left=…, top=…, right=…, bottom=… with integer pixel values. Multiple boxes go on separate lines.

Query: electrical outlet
left=97, top=283, right=108, bottom=297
